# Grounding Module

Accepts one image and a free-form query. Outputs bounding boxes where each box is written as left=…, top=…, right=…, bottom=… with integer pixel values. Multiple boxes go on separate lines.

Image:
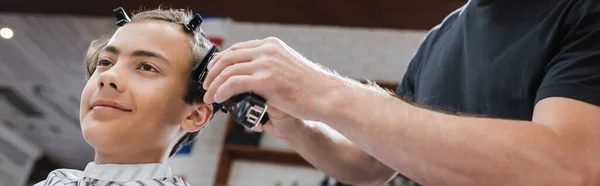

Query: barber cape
left=33, top=162, right=189, bottom=186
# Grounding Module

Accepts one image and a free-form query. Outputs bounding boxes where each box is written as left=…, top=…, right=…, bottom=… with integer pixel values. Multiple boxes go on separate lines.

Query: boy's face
left=79, top=20, right=211, bottom=156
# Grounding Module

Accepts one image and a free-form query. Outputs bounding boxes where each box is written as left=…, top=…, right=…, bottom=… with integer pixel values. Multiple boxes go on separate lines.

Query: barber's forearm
left=282, top=120, right=396, bottom=185
left=319, top=83, right=583, bottom=186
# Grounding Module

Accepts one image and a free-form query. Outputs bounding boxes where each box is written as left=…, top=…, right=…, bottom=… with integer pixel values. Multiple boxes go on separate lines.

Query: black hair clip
left=184, top=13, right=203, bottom=33
left=113, top=7, right=131, bottom=26
left=192, top=45, right=270, bottom=129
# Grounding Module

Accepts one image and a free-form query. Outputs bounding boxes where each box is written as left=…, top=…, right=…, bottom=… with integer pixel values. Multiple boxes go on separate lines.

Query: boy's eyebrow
left=102, top=45, right=171, bottom=65
left=103, top=45, right=120, bottom=55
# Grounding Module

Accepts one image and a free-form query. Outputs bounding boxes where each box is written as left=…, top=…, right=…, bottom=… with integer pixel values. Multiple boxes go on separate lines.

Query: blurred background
left=0, top=0, right=465, bottom=185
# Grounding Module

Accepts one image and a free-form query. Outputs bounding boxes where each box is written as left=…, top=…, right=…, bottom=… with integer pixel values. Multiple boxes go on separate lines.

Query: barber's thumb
left=251, top=123, right=264, bottom=132
left=264, top=105, right=289, bottom=120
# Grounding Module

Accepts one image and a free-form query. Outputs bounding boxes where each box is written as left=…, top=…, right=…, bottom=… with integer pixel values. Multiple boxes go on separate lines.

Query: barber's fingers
left=213, top=75, right=260, bottom=104
left=204, top=63, right=256, bottom=103
left=203, top=47, right=260, bottom=90
left=208, top=39, right=264, bottom=69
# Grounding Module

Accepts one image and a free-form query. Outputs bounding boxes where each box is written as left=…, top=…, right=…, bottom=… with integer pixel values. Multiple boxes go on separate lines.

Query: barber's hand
left=202, top=37, right=342, bottom=135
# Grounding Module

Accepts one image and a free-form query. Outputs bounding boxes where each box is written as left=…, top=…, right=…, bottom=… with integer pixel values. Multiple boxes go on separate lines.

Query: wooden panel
left=363, top=80, right=399, bottom=92
left=213, top=150, right=233, bottom=185
left=213, top=115, right=237, bottom=185
left=0, top=0, right=466, bottom=30
left=226, top=145, right=313, bottom=168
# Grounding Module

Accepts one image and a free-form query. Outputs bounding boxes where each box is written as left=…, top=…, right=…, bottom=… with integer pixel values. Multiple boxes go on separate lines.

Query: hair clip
left=113, top=7, right=131, bottom=26
left=184, top=13, right=203, bottom=33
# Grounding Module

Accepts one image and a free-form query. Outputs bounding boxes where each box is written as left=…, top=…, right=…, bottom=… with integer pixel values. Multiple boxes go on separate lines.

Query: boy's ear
left=181, top=104, right=213, bottom=133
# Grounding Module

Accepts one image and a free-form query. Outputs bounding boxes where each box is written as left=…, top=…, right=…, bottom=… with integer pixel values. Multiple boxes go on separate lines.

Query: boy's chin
left=82, top=126, right=130, bottom=152
left=81, top=126, right=165, bottom=157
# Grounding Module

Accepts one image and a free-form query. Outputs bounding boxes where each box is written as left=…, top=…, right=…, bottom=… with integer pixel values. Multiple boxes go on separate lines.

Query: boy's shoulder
left=33, top=168, right=83, bottom=186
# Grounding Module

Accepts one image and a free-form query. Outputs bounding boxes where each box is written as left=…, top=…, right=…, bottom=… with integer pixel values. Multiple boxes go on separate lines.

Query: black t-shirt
left=396, top=0, right=600, bottom=120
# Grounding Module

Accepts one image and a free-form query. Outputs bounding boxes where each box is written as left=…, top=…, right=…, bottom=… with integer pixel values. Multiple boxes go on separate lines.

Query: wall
left=168, top=22, right=428, bottom=186
left=0, top=13, right=114, bottom=169
left=0, top=124, right=42, bottom=186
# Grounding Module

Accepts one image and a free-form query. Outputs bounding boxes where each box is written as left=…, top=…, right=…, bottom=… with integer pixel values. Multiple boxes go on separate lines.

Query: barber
left=203, top=0, right=600, bottom=185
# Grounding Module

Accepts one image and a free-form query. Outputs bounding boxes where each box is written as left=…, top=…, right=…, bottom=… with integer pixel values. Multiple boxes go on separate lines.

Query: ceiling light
left=0, top=28, right=14, bottom=39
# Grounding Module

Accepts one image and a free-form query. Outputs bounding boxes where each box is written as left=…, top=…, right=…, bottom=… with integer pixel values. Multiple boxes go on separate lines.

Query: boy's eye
left=97, top=59, right=113, bottom=66
left=139, top=63, right=158, bottom=73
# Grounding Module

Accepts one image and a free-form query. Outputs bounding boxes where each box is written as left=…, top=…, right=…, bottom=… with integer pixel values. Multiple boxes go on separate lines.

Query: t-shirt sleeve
left=535, top=0, right=600, bottom=106
left=396, top=70, right=415, bottom=101
left=396, top=32, right=431, bottom=101
left=396, top=22, right=449, bottom=103
left=396, top=30, right=436, bottom=102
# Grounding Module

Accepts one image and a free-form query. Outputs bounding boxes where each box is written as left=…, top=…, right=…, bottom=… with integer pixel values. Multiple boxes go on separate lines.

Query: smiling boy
left=34, top=8, right=214, bottom=186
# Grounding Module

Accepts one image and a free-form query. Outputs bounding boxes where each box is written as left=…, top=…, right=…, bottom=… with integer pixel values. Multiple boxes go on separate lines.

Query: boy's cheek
left=79, top=77, right=103, bottom=128
left=81, top=79, right=98, bottom=102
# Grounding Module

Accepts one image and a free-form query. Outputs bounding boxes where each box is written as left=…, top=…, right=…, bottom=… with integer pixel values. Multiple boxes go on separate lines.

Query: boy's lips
left=91, top=99, right=132, bottom=112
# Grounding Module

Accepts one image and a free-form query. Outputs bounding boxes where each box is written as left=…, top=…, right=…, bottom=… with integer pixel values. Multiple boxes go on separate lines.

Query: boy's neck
left=94, top=150, right=168, bottom=165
